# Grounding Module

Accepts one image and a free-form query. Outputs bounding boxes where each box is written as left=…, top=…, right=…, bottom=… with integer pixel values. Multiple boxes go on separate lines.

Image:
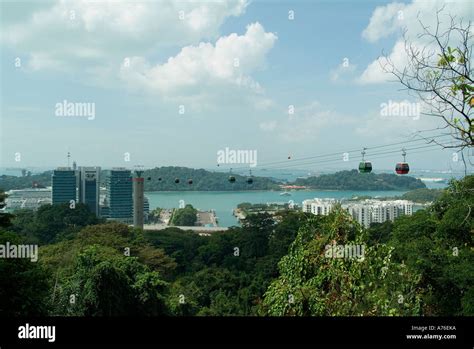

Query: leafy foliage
left=0, top=231, right=49, bottom=316
left=9, top=203, right=102, bottom=244
left=51, top=245, right=168, bottom=316
left=389, top=176, right=474, bottom=315
left=171, top=204, right=198, bottom=226
left=0, top=190, right=13, bottom=228
left=1, top=176, right=472, bottom=317
left=262, top=209, right=422, bottom=316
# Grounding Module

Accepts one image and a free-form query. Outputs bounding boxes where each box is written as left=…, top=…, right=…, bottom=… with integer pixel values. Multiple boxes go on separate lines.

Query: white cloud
left=361, top=2, right=406, bottom=43
left=1, top=0, right=249, bottom=70
left=358, top=0, right=473, bottom=85
left=119, top=22, right=277, bottom=102
left=1, top=0, right=278, bottom=107
left=357, top=40, right=408, bottom=85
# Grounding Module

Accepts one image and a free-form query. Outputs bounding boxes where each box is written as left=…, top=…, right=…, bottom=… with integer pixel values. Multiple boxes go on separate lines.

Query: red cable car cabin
left=395, top=148, right=409, bottom=175
left=395, top=162, right=409, bottom=175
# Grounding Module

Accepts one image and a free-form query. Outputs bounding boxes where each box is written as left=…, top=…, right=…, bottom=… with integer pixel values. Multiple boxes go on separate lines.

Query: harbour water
left=145, top=189, right=411, bottom=227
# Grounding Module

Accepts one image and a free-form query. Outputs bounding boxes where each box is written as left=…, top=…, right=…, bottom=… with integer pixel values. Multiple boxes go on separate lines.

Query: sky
left=0, top=0, right=473, bottom=173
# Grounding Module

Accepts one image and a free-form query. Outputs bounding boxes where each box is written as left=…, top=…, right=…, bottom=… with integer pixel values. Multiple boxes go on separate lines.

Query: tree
left=171, top=204, right=198, bottom=226
left=0, top=192, right=50, bottom=316
left=401, top=188, right=443, bottom=203
left=262, top=209, right=422, bottom=316
left=137, top=245, right=177, bottom=279
left=0, top=190, right=13, bottom=228
left=385, top=10, right=473, bottom=149
left=148, top=207, right=163, bottom=223
left=10, top=203, right=102, bottom=244
left=52, top=245, right=169, bottom=316
left=389, top=175, right=474, bottom=315
left=367, top=221, right=394, bottom=245
left=0, top=231, right=49, bottom=316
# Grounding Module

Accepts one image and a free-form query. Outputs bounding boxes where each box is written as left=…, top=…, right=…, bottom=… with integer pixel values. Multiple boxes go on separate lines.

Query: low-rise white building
left=302, top=197, right=414, bottom=228
left=302, top=198, right=337, bottom=216
left=5, top=187, right=52, bottom=211
left=342, top=199, right=414, bottom=228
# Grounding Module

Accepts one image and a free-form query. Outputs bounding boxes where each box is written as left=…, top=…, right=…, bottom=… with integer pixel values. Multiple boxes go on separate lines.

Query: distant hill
left=143, top=167, right=280, bottom=191
left=0, top=172, right=53, bottom=191
left=0, top=167, right=427, bottom=192
left=400, top=188, right=442, bottom=202
left=294, top=170, right=426, bottom=190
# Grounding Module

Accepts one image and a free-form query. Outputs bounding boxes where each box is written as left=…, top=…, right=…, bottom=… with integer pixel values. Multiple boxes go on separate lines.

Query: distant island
left=0, top=171, right=53, bottom=191
left=294, top=170, right=426, bottom=190
left=142, top=167, right=279, bottom=191
left=1, top=167, right=427, bottom=192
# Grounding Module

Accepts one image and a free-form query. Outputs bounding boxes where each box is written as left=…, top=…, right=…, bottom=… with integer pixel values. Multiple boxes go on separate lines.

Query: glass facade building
left=51, top=168, right=77, bottom=205
left=78, top=167, right=100, bottom=216
left=106, top=168, right=133, bottom=223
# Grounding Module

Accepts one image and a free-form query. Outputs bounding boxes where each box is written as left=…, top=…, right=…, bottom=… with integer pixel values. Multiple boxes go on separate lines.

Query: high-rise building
left=78, top=167, right=100, bottom=215
left=51, top=167, right=77, bottom=205
left=133, top=170, right=145, bottom=229
left=106, top=168, right=132, bottom=223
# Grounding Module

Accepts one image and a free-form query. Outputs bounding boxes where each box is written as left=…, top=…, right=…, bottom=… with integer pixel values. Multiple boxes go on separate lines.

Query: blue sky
left=0, top=0, right=472, bottom=173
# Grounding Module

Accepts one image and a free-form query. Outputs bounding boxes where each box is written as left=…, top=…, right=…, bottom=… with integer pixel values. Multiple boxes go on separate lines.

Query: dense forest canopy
left=0, top=175, right=472, bottom=316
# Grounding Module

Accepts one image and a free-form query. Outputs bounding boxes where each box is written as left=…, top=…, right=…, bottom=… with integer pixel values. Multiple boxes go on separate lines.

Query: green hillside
left=143, top=167, right=280, bottom=191
left=294, top=170, right=426, bottom=190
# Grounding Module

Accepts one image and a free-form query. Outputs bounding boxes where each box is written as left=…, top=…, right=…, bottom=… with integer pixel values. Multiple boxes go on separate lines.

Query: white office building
left=5, top=188, right=52, bottom=211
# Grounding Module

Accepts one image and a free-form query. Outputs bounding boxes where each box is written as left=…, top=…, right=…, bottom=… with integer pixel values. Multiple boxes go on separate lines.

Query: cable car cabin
left=228, top=176, right=236, bottom=183
left=246, top=178, right=253, bottom=184
left=395, top=162, right=409, bottom=175
left=358, top=161, right=372, bottom=173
